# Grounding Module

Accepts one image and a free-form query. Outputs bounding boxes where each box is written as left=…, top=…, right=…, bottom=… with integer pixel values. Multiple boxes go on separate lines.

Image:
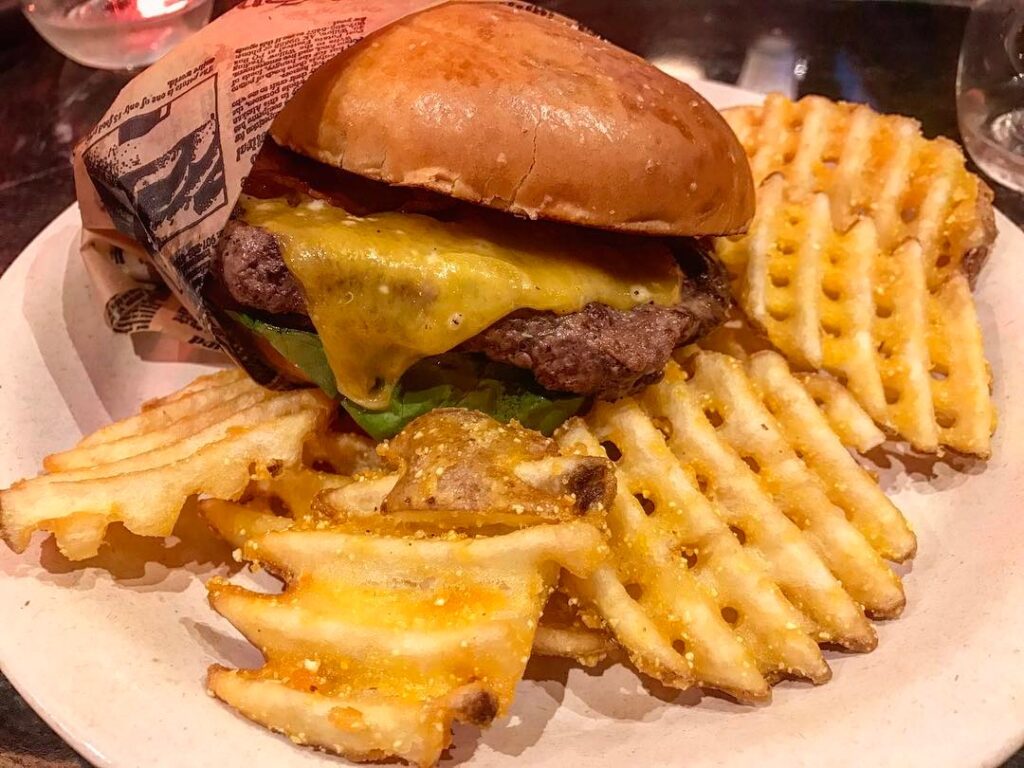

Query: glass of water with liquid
left=22, top=0, right=213, bottom=71
left=957, top=0, right=1024, bottom=193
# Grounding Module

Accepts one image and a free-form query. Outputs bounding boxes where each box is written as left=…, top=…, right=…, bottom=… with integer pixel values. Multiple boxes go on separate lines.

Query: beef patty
left=214, top=220, right=729, bottom=399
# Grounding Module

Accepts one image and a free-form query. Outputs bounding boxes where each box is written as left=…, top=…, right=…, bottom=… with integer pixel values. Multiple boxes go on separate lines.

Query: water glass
left=957, top=0, right=1024, bottom=192
left=21, top=0, right=213, bottom=71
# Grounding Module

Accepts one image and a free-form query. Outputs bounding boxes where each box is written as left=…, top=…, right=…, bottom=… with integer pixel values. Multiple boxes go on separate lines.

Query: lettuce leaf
left=230, top=312, right=585, bottom=440
left=230, top=312, right=339, bottom=398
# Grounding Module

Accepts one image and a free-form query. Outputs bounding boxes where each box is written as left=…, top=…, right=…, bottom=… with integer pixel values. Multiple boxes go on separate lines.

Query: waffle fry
left=928, top=274, right=997, bottom=456
left=140, top=368, right=248, bottom=409
left=533, top=588, right=615, bottom=667
left=794, top=372, right=886, bottom=452
left=203, top=496, right=615, bottom=669
left=253, top=465, right=354, bottom=518
left=0, top=376, right=331, bottom=560
left=725, top=94, right=995, bottom=286
left=678, top=351, right=905, bottom=616
left=203, top=499, right=607, bottom=768
left=562, top=351, right=911, bottom=682
left=532, top=624, right=613, bottom=666
left=696, top=318, right=886, bottom=452
left=565, top=564, right=705, bottom=690
left=746, top=351, right=915, bottom=562
left=559, top=414, right=827, bottom=700
left=75, top=369, right=259, bottom=448
left=637, top=357, right=877, bottom=648
left=299, top=394, right=905, bottom=699
left=44, top=386, right=274, bottom=472
left=283, top=409, right=786, bottom=699
left=716, top=95, right=996, bottom=456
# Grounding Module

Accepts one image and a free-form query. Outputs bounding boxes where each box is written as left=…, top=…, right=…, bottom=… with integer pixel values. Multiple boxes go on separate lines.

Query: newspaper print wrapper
left=72, top=0, right=530, bottom=387
left=79, top=229, right=218, bottom=349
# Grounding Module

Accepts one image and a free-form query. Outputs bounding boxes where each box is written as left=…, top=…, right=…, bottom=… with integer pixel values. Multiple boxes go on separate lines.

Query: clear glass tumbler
left=957, top=0, right=1024, bottom=192
left=21, top=0, right=213, bottom=71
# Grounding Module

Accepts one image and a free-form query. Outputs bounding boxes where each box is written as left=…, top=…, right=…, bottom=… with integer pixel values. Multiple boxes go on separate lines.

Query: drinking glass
left=21, top=0, right=213, bottom=71
left=957, top=0, right=1024, bottom=192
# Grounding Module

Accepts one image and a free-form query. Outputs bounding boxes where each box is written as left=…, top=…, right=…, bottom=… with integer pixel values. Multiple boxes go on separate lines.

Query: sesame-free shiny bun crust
left=270, top=1, right=754, bottom=236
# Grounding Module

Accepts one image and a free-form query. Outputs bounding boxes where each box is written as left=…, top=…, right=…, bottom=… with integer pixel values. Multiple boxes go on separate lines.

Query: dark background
left=0, top=1, right=1021, bottom=766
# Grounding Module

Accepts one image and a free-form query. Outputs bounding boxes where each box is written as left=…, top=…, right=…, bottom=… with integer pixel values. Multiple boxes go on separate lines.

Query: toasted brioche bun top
left=270, top=1, right=754, bottom=237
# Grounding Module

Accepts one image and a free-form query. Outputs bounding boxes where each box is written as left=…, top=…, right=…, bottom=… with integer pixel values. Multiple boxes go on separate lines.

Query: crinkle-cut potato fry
left=206, top=515, right=608, bottom=768
left=747, top=352, right=916, bottom=562
left=678, top=352, right=905, bottom=618
left=639, top=360, right=877, bottom=649
left=725, top=93, right=995, bottom=286
left=560, top=413, right=829, bottom=697
left=140, top=368, right=248, bottom=409
left=77, top=370, right=259, bottom=448
left=0, top=379, right=331, bottom=560
left=44, top=387, right=273, bottom=472
left=718, top=94, right=996, bottom=457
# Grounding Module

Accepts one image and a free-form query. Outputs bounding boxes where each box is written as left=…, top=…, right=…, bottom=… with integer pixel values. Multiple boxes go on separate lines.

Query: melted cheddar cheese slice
left=240, top=196, right=682, bottom=408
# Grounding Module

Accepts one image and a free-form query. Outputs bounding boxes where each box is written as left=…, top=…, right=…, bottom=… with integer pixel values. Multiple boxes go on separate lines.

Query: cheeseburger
left=211, top=2, right=754, bottom=437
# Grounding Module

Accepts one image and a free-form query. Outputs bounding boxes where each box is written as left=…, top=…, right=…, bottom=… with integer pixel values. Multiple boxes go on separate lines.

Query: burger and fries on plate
left=0, top=2, right=1003, bottom=766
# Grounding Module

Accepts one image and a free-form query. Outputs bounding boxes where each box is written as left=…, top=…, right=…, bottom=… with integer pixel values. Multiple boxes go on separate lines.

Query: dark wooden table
left=0, top=1, right=1021, bottom=766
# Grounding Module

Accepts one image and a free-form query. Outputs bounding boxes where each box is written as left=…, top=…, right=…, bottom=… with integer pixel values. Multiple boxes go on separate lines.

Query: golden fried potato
left=204, top=499, right=608, bottom=767
left=560, top=412, right=826, bottom=701
left=533, top=588, right=615, bottom=667
left=696, top=318, right=887, bottom=453
left=675, top=352, right=905, bottom=616
left=746, top=352, right=915, bottom=561
left=794, top=371, right=887, bottom=453
left=0, top=374, right=331, bottom=560
left=382, top=408, right=614, bottom=519
left=717, top=95, right=996, bottom=456
left=638, top=359, right=878, bottom=647
left=928, top=274, right=997, bottom=456
left=315, top=408, right=616, bottom=534
left=558, top=349, right=918, bottom=698
left=725, top=94, right=994, bottom=285
left=78, top=369, right=257, bottom=448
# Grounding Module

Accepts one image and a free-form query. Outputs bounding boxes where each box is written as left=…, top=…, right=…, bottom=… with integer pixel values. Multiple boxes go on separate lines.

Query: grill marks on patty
left=214, top=220, right=729, bottom=399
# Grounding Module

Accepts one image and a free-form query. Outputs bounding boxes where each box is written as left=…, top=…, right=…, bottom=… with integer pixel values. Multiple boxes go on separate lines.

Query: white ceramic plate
left=1, top=81, right=1022, bottom=768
